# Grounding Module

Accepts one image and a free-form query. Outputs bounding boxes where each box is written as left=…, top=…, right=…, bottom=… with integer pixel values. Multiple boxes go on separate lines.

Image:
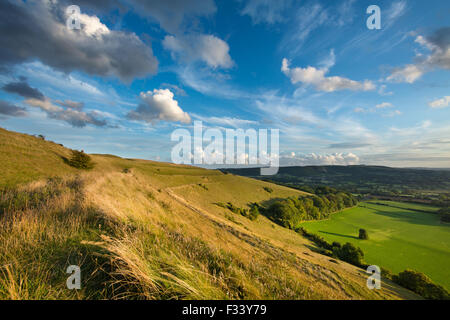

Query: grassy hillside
left=0, top=128, right=419, bottom=300
left=301, top=201, right=450, bottom=290
left=0, top=128, right=78, bottom=187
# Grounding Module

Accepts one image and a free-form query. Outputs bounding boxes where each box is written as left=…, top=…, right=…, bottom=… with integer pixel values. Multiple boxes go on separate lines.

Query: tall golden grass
left=0, top=171, right=417, bottom=300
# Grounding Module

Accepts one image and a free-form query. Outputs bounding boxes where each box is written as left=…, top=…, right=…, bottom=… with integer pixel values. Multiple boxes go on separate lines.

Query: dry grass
left=0, top=172, right=417, bottom=300
left=0, top=127, right=420, bottom=300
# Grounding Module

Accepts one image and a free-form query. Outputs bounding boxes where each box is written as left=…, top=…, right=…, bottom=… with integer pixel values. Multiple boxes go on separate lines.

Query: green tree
left=68, top=150, right=94, bottom=170
left=393, top=270, right=449, bottom=300
left=267, top=201, right=301, bottom=229
left=248, top=204, right=260, bottom=221
left=337, top=243, right=364, bottom=266
left=359, top=228, right=369, bottom=240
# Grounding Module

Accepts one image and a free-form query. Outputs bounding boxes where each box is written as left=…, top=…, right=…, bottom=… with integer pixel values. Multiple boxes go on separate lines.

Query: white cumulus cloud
left=281, top=58, right=375, bottom=92
left=127, top=89, right=191, bottom=124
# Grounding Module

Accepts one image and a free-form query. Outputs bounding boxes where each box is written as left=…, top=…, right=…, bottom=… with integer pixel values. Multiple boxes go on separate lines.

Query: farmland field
left=301, top=201, right=450, bottom=290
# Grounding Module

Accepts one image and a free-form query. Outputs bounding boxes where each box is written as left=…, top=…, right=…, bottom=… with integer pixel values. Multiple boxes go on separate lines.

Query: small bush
left=247, top=204, right=260, bottom=221
left=263, top=187, right=273, bottom=193
left=359, top=228, right=369, bottom=240
left=222, top=202, right=259, bottom=221
left=335, top=242, right=365, bottom=267
left=67, top=150, right=94, bottom=170
left=392, top=270, right=449, bottom=300
left=438, top=208, right=450, bottom=223
left=332, top=241, right=341, bottom=249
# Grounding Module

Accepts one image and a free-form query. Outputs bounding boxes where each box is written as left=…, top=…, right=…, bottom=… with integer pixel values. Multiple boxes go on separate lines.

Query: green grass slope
left=301, top=201, right=450, bottom=290
left=0, top=128, right=78, bottom=187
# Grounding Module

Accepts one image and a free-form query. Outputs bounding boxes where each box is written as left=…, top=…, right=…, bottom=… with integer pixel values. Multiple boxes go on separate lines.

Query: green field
left=301, top=201, right=450, bottom=290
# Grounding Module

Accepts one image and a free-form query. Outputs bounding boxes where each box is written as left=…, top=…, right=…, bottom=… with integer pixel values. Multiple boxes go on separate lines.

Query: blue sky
left=0, top=0, right=449, bottom=167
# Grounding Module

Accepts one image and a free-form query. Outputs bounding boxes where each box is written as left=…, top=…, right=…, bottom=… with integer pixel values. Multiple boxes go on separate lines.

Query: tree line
left=262, top=188, right=358, bottom=230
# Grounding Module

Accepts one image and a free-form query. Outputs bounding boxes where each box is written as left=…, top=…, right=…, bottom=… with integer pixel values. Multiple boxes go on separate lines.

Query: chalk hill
left=0, top=128, right=419, bottom=299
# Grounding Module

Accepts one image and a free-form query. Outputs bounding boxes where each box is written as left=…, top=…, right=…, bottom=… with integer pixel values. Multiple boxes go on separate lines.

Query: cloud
left=281, top=58, right=375, bottom=92
left=2, top=80, right=45, bottom=100
left=1, top=78, right=109, bottom=127
left=54, top=100, right=85, bottom=110
left=252, top=93, right=379, bottom=159
left=240, top=0, right=291, bottom=25
left=25, top=97, right=107, bottom=127
left=280, top=1, right=357, bottom=54
left=386, top=0, right=407, bottom=24
left=280, top=152, right=360, bottom=166
left=387, top=64, right=424, bottom=83
left=160, top=83, right=187, bottom=96
left=419, top=27, right=450, bottom=69
left=255, top=95, right=323, bottom=126
left=0, top=100, right=27, bottom=117
left=175, top=65, right=256, bottom=99
left=16, top=62, right=105, bottom=98
left=354, top=103, right=401, bottom=117
left=0, top=1, right=158, bottom=82
left=375, top=102, right=393, bottom=109
left=429, top=96, right=450, bottom=109
left=318, top=49, right=336, bottom=70
left=192, top=114, right=258, bottom=128
left=127, top=89, right=191, bottom=124
left=61, top=0, right=122, bottom=12
left=280, top=3, right=328, bottom=54
left=163, top=34, right=234, bottom=69
left=0, top=79, right=107, bottom=125
left=387, top=27, right=450, bottom=83
left=128, top=0, right=216, bottom=34
left=340, top=1, right=408, bottom=57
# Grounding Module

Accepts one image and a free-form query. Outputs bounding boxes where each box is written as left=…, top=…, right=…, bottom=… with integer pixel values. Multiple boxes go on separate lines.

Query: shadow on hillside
left=318, top=231, right=359, bottom=240
left=304, top=244, right=324, bottom=253
left=60, top=155, right=69, bottom=165
left=49, top=150, right=70, bottom=166
left=363, top=204, right=438, bottom=227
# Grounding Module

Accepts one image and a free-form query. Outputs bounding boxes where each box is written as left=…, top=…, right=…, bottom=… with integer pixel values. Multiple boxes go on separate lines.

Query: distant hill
left=220, top=165, right=450, bottom=196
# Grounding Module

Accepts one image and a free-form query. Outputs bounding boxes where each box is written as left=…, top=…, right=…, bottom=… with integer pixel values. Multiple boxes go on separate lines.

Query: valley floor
left=301, top=201, right=450, bottom=290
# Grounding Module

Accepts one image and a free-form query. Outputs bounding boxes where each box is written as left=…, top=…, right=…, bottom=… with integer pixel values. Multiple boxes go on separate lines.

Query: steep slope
left=0, top=128, right=419, bottom=299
